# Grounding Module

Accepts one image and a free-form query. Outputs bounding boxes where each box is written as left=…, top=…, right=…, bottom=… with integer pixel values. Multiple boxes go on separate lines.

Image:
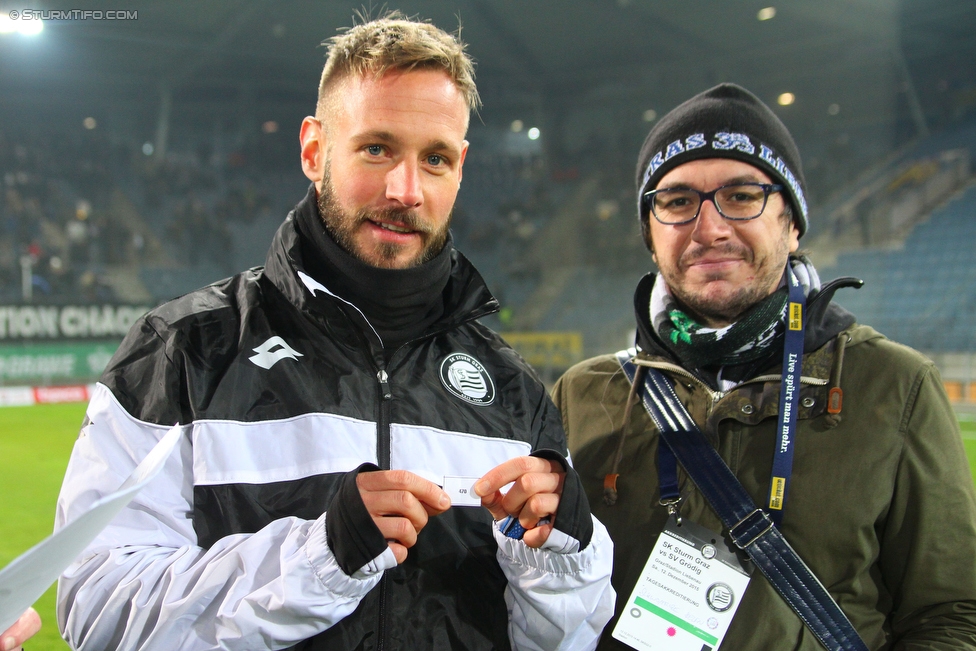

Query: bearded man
left=554, top=83, right=976, bottom=650
left=55, top=15, right=613, bottom=651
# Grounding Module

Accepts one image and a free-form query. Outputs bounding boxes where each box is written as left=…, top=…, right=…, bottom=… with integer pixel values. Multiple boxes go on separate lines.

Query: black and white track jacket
left=55, top=197, right=615, bottom=651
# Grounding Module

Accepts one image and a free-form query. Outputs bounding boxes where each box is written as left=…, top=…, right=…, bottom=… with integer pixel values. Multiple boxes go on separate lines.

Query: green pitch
left=0, top=402, right=84, bottom=651
left=3, top=402, right=976, bottom=651
left=962, top=414, right=976, bottom=485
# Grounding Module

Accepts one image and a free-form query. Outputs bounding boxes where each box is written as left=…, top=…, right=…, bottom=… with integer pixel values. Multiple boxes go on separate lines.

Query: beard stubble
left=315, top=167, right=451, bottom=269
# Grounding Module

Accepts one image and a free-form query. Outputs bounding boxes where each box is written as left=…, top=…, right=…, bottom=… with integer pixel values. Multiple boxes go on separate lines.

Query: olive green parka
left=554, top=273, right=976, bottom=650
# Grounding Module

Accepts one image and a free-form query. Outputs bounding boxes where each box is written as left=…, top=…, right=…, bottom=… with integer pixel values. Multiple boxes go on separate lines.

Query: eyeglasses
left=643, top=183, right=784, bottom=225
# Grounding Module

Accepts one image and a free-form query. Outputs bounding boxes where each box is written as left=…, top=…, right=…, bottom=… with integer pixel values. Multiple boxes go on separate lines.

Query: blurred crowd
left=0, top=128, right=276, bottom=305
left=0, top=129, right=121, bottom=303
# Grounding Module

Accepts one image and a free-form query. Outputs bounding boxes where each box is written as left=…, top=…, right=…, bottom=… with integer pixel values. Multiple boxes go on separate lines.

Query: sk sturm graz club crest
left=439, top=353, right=495, bottom=406
left=706, top=583, right=735, bottom=612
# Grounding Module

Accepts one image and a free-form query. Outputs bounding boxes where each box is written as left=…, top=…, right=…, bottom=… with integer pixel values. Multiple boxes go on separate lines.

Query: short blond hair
left=317, top=13, right=480, bottom=117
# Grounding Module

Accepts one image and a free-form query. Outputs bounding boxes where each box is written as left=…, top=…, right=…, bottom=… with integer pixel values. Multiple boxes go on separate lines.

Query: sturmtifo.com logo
left=439, top=353, right=495, bottom=406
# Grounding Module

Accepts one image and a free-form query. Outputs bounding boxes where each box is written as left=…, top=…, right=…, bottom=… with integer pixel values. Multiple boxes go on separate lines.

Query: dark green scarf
left=654, top=287, right=786, bottom=369
left=650, top=257, right=820, bottom=369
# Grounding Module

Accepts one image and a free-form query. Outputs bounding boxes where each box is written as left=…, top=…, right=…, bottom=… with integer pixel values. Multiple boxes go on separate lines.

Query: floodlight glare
left=527, top=127, right=540, bottom=140
left=757, top=7, right=776, bottom=21
left=20, top=18, right=43, bottom=35
left=0, top=13, right=44, bottom=35
left=777, top=92, right=795, bottom=106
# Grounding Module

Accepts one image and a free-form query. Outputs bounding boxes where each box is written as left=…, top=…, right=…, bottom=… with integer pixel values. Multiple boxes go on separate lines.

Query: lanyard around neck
left=767, top=263, right=806, bottom=526
left=655, top=264, right=807, bottom=526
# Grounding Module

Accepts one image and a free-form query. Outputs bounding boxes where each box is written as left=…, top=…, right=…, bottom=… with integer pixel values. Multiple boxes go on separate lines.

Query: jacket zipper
left=330, top=296, right=494, bottom=651
left=375, top=363, right=393, bottom=651
left=377, top=570, right=389, bottom=651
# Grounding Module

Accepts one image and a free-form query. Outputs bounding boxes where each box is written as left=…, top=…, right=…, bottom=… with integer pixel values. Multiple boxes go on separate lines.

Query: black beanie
left=635, top=83, right=808, bottom=240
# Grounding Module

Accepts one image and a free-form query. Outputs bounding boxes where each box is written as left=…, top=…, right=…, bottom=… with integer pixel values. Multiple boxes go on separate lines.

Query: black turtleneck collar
left=294, top=185, right=452, bottom=352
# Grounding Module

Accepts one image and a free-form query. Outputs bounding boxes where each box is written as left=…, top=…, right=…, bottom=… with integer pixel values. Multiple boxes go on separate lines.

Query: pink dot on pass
left=667, top=627, right=677, bottom=637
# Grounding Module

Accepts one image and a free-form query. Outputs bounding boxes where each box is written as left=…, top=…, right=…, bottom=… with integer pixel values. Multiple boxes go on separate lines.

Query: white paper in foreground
left=0, top=424, right=184, bottom=633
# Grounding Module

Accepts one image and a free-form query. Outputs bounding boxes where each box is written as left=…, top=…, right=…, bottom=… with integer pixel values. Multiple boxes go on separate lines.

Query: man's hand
left=1, top=607, right=41, bottom=651
left=357, top=470, right=451, bottom=564
left=474, top=457, right=565, bottom=548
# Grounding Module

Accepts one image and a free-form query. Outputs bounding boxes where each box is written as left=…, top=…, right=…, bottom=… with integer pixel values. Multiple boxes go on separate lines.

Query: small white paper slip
left=0, top=423, right=184, bottom=634
left=612, top=517, right=751, bottom=651
left=443, top=476, right=483, bottom=507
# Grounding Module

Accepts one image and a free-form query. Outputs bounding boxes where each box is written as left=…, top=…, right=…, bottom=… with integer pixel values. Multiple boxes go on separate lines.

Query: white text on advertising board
left=0, top=305, right=150, bottom=339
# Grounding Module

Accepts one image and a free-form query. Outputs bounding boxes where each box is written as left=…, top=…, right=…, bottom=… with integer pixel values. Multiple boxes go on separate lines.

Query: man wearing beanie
left=54, top=14, right=614, bottom=650
left=554, top=83, right=976, bottom=650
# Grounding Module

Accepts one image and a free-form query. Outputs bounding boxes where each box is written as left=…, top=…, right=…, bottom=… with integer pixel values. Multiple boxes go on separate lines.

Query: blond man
left=56, top=15, right=613, bottom=651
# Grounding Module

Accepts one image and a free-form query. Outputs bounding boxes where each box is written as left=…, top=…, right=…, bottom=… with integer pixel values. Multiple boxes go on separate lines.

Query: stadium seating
left=4, top=115, right=975, bottom=363
left=820, top=182, right=976, bottom=352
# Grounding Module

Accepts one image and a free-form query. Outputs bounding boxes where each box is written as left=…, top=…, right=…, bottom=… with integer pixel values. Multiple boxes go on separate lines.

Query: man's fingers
left=500, top=472, right=564, bottom=514
left=386, top=540, right=409, bottom=564
left=356, top=470, right=451, bottom=564
left=482, top=473, right=564, bottom=523
left=479, top=489, right=509, bottom=522
left=512, top=492, right=561, bottom=526
left=361, top=489, right=432, bottom=531
left=521, top=522, right=554, bottom=549
left=475, top=457, right=566, bottom=538
left=373, top=516, right=420, bottom=550
left=474, top=456, right=562, bottom=498
left=1, top=608, right=40, bottom=651
left=357, top=469, right=451, bottom=512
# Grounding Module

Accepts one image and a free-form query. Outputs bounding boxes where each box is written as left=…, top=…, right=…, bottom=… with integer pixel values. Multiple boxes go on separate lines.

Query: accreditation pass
left=613, top=517, right=751, bottom=651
